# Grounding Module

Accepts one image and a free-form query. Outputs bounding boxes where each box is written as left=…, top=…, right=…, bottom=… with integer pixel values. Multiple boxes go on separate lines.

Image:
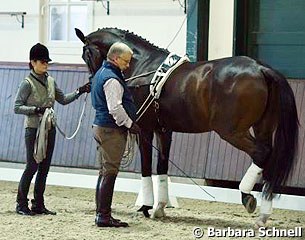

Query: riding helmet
left=29, top=43, right=52, bottom=62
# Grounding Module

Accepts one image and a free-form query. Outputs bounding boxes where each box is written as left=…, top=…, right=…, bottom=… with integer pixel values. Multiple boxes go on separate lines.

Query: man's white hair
left=107, top=42, right=133, bottom=60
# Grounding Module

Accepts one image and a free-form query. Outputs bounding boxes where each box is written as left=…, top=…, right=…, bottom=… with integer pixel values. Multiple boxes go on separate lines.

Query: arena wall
left=1, top=62, right=304, bottom=189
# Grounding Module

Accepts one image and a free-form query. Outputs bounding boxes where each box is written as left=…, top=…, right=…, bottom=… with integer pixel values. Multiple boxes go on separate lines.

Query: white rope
left=125, top=70, right=156, bottom=82
left=136, top=94, right=156, bottom=122
left=55, top=93, right=88, bottom=140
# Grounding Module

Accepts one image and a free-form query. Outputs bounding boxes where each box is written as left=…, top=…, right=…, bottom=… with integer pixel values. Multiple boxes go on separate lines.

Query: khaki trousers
left=93, top=126, right=127, bottom=176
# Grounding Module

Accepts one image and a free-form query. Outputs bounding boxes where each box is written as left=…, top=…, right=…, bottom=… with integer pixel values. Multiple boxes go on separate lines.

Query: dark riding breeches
left=16, top=127, right=56, bottom=206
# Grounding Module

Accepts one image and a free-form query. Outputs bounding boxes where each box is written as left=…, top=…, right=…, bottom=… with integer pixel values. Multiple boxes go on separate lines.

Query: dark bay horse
left=75, top=28, right=298, bottom=225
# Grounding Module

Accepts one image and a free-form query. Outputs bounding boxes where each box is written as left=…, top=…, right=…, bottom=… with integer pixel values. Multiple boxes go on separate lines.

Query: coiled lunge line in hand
left=121, top=132, right=139, bottom=168
left=34, top=92, right=89, bottom=162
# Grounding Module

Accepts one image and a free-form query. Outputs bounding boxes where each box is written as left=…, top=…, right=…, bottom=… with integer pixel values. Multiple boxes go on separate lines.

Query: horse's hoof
left=137, top=205, right=153, bottom=218
left=242, top=193, right=257, bottom=213
left=152, top=202, right=166, bottom=218
left=152, top=208, right=165, bottom=218
left=254, top=220, right=265, bottom=229
left=246, top=196, right=257, bottom=213
left=254, top=214, right=270, bottom=229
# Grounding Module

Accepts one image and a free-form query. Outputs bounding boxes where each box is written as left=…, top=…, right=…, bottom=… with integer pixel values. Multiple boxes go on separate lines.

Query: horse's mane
left=94, top=27, right=169, bottom=53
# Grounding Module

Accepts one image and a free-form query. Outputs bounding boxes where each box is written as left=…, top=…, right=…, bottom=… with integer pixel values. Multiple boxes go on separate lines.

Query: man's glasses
left=119, top=56, right=131, bottom=64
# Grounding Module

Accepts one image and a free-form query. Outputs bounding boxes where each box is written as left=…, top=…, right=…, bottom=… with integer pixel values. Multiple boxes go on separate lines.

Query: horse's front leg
left=152, top=130, right=172, bottom=218
left=137, top=130, right=154, bottom=217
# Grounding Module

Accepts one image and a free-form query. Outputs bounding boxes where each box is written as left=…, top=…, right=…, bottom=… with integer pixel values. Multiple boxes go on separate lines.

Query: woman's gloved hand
left=35, top=107, right=48, bottom=115
left=77, top=82, right=91, bottom=95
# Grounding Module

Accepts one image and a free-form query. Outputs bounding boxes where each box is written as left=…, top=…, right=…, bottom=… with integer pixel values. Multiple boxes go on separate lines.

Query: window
left=48, top=0, right=89, bottom=42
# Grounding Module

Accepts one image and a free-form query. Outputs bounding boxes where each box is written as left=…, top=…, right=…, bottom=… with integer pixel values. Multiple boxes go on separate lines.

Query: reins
left=125, top=70, right=156, bottom=82
left=136, top=93, right=156, bottom=122
left=124, top=70, right=159, bottom=122
left=127, top=70, right=160, bottom=122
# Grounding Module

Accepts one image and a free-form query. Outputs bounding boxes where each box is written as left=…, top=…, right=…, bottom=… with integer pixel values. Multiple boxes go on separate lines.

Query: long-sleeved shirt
left=103, top=78, right=133, bottom=128
left=14, top=70, right=79, bottom=128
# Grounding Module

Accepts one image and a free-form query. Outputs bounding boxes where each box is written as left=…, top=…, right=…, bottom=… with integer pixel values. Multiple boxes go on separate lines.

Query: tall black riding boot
left=95, top=175, right=129, bottom=227
left=31, top=199, right=56, bottom=215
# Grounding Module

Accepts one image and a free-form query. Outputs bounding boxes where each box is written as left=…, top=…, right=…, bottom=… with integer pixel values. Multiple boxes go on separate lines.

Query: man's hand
left=78, top=82, right=91, bottom=95
left=129, top=122, right=141, bottom=134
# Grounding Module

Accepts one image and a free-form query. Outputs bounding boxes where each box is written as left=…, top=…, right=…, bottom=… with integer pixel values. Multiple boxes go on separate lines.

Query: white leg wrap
left=260, top=183, right=273, bottom=215
left=239, top=163, right=263, bottom=194
left=260, top=197, right=273, bottom=215
left=141, top=176, right=154, bottom=206
left=157, top=174, right=169, bottom=203
left=152, top=174, right=169, bottom=218
left=255, top=198, right=272, bottom=228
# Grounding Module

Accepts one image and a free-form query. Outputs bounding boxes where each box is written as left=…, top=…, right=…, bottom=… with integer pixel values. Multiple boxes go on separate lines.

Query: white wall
left=49, top=0, right=187, bottom=64
left=0, top=0, right=235, bottom=64
left=0, top=0, right=40, bottom=62
left=0, top=0, right=187, bottom=64
left=92, top=1, right=187, bottom=56
left=208, top=0, right=234, bottom=60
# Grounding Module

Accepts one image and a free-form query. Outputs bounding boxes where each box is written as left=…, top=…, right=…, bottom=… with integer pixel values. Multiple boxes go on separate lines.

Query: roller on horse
left=75, top=27, right=298, bottom=227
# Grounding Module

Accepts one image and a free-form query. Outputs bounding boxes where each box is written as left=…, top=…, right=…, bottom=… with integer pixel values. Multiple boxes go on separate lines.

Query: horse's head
left=76, top=28, right=169, bottom=81
left=75, top=28, right=125, bottom=76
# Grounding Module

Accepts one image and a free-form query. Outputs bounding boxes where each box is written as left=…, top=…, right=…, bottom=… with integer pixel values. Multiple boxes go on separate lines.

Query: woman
left=14, top=43, right=90, bottom=215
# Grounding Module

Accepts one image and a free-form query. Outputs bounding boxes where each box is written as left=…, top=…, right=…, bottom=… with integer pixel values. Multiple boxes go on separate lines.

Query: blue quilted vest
left=91, top=61, right=137, bottom=128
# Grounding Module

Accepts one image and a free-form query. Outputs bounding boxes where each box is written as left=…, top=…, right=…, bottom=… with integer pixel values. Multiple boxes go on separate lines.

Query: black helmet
left=29, top=43, right=52, bottom=62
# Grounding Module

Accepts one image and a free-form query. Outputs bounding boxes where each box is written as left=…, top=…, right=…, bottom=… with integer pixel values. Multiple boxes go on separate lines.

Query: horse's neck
left=131, top=49, right=167, bottom=75
left=96, top=29, right=168, bottom=79
left=120, top=32, right=167, bottom=73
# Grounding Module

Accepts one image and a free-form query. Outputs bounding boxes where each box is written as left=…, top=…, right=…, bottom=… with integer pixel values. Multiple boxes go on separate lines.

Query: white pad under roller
left=239, top=163, right=263, bottom=194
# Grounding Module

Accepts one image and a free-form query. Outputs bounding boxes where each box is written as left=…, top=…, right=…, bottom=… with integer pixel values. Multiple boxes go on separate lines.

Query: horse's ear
left=75, top=28, right=86, bottom=43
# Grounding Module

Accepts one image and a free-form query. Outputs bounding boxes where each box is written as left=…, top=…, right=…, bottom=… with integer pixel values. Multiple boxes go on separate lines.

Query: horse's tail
left=261, top=68, right=299, bottom=199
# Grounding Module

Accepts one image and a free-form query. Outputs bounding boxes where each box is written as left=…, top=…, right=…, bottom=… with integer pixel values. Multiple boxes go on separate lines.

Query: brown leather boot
left=95, top=174, right=102, bottom=213
left=95, top=175, right=129, bottom=227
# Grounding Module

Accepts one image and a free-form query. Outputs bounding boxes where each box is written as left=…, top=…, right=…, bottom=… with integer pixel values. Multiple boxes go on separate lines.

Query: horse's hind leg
left=252, top=125, right=274, bottom=227
left=255, top=182, right=273, bottom=228
left=152, top=130, right=172, bottom=218
left=137, top=130, right=154, bottom=217
left=239, top=162, right=262, bottom=213
left=219, top=130, right=271, bottom=213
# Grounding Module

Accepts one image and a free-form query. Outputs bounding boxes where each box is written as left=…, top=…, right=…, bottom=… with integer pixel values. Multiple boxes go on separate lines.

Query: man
left=91, top=42, right=140, bottom=227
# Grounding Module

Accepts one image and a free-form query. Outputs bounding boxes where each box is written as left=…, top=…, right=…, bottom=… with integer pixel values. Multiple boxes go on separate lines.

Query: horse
left=75, top=28, right=299, bottom=226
